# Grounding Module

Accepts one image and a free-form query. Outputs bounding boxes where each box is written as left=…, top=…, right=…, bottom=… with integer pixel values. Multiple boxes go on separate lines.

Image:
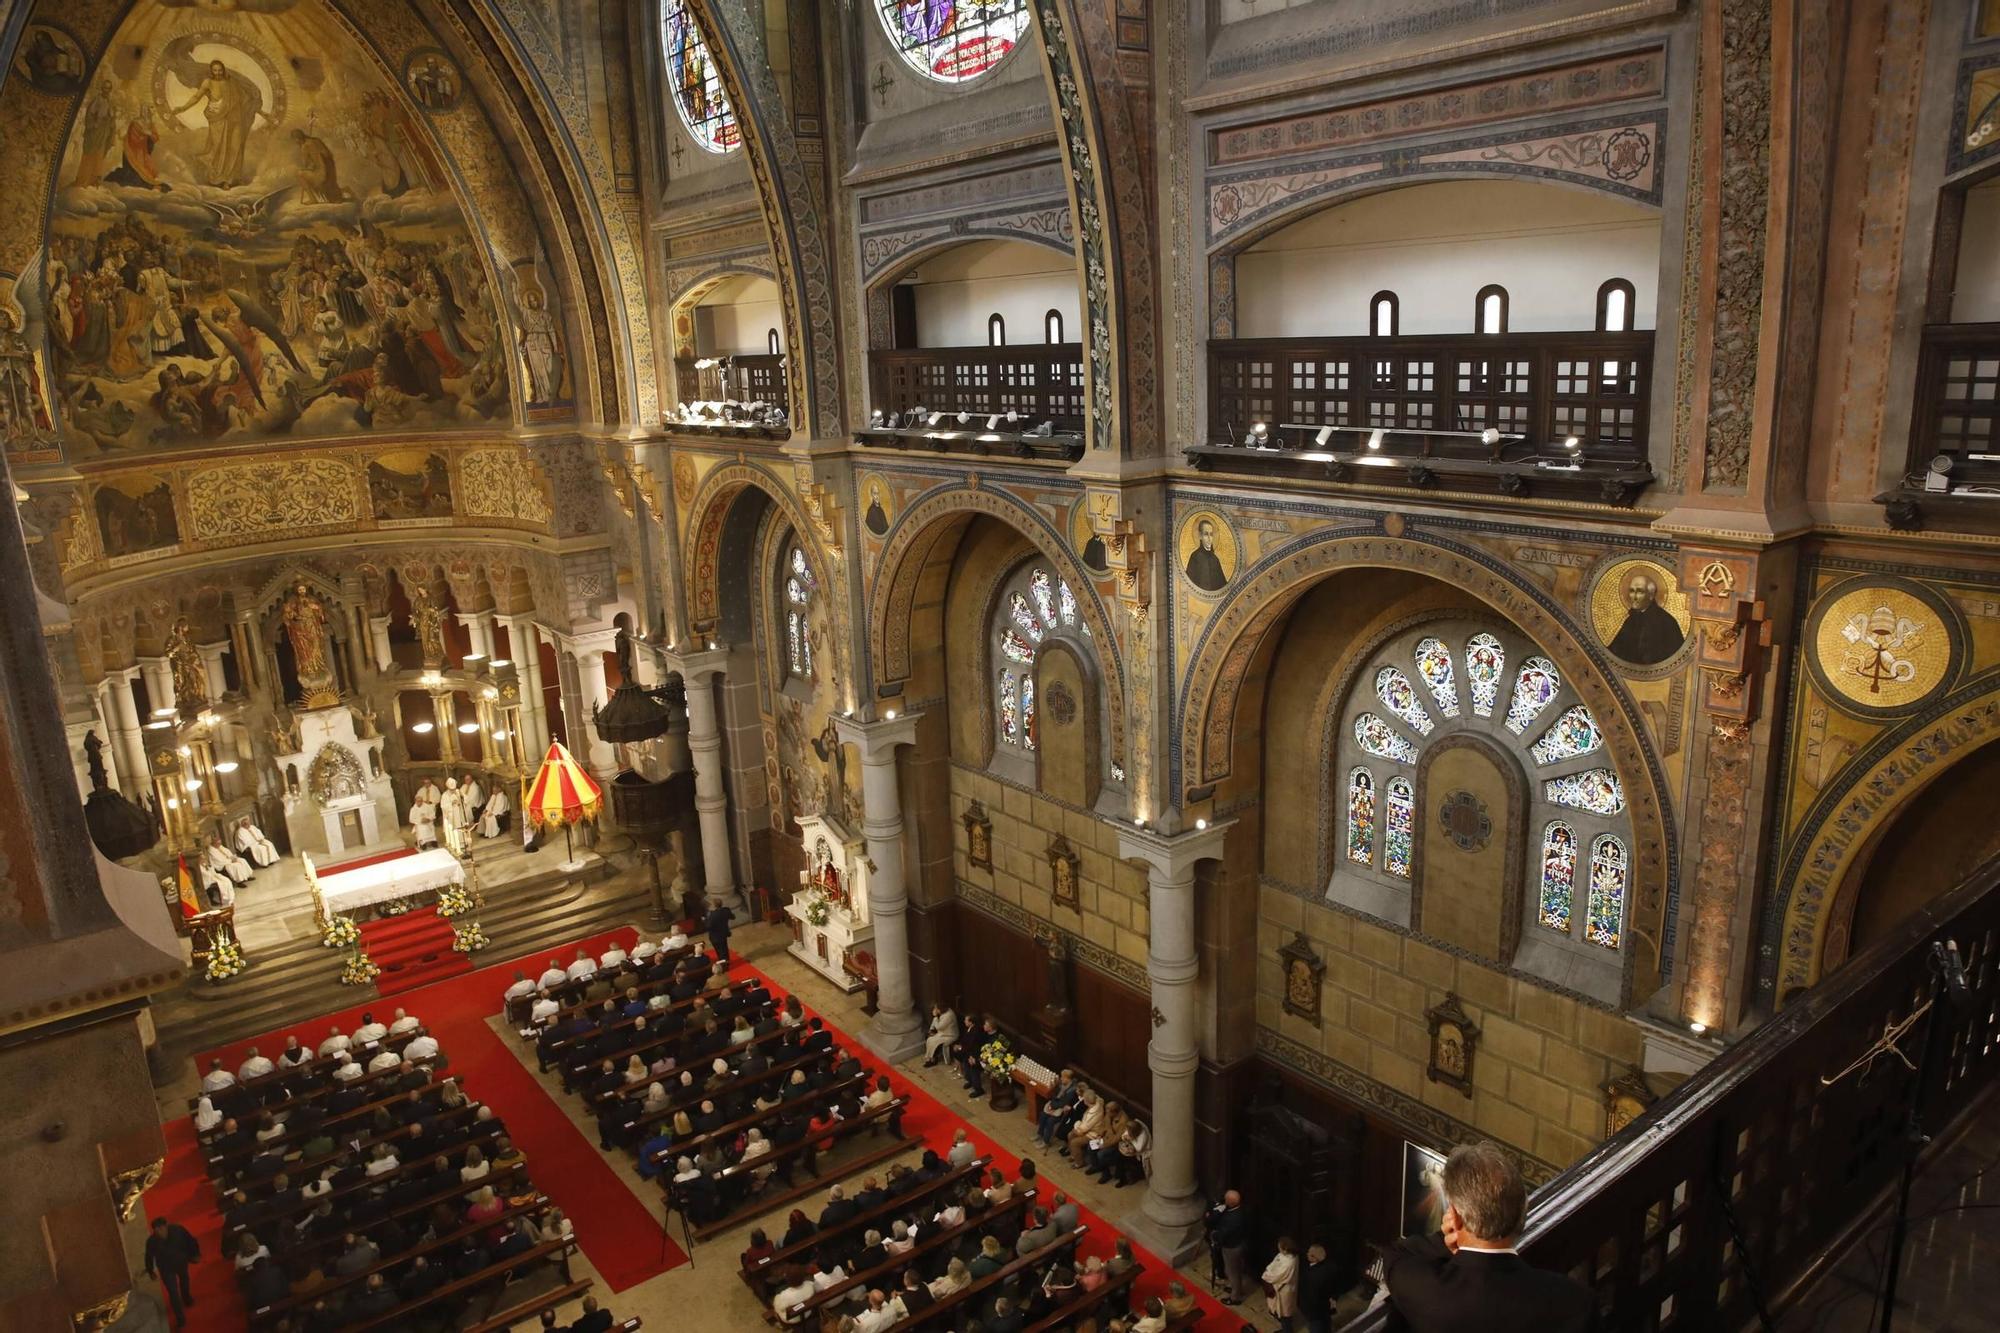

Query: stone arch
left=869, top=483, right=1125, bottom=764
left=860, top=229, right=1080, bottom=349
left=1179, top=526, right=1674, bottom=1000
left=1763, top=676, right=2000, bottom=1003
left=665, top=260, right=781, bottom=361
left=681, top=461, right=851, bottom=688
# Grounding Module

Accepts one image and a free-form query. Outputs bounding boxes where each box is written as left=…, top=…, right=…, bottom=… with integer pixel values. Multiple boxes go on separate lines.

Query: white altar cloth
left=318, top=850, right=465, bottom=914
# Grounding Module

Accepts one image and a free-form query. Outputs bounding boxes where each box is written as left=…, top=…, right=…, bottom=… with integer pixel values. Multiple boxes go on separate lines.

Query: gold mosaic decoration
left=1589, top=557, right=1691, bottom=660
left=1811, top=584, right=1953, bottom=712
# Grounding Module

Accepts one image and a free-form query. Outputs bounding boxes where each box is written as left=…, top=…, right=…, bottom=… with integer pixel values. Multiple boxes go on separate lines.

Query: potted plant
left=980, top=1036, right=1020, bottom=1111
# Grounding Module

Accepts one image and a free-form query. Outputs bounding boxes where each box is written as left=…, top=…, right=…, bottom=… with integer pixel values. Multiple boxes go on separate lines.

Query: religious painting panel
left=93, top=472, right=179, bottom=557
left=1278, top=930, right=1325, bottom=1025
left=1047, top=833, right=1081, bottom=912
left=1423, top=993, right=1479, bottom=1097
left=1175, top=507, right=1237, bottom=596
left=1400, top=1141, right=1448, bottom=1238
left=1589, top=557, right=1691, bottom=670
left=44, top=0, right=514, bottom=454
left=961, top=798, right=993, bottom=871
left=367, top=448, right=452, bottom=521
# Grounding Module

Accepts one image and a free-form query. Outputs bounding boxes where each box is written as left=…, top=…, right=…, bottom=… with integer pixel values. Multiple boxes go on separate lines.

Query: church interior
left=5, top=1, right=2000, bottom=1330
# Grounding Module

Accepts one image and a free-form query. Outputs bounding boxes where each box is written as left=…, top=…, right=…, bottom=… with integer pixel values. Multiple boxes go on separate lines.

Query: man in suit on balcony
left=1383, top=1141, right=1591, bottom=1333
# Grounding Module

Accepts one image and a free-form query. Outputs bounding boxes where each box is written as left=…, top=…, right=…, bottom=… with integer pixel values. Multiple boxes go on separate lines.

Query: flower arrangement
left=436, top=883, right=476, bottom=919
left=978, top=1037, right=1016, bottom=1080
left=321, top=914, right=360, bottom=950
left=204, top=931, right=246, bottom=983
left=340, top=948, right=380, bottom=987
left=804, top=892, right=831, bottom=928
left=451, top=920, right=490, bottom=954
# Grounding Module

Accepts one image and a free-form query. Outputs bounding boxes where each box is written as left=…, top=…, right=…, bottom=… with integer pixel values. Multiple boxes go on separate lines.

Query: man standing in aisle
left=1207, top=1188, right=1251, bottom=1305
left=144, top=1215, right=200, bottom=1328
left=705, top=899, right=734, bottom=968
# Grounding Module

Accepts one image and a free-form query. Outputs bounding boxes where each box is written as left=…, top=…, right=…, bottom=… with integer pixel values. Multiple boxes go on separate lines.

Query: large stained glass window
left=1346, top=769, right=1375, bottom=866
left=876, top=0, right=1032, bottom=84
left=1413, top=637, right=1460, bottom=718
left=662, top=1, right=739, bottom=154
left=1384, top=776, right=1415, bottom=879
left=1465, top=633, right=1504, bottom=717
left=1545, top=768, right=1626, bottom=815
left=990, top=563, right=1084, bottom=757
left=1586, top=835, right=1627, bottom=948
left=784, top=547, right=815, bottom=681
left=1529, top=706, right=1603, bottom=765
left=1353, top=713, right=1419, bottom=764
left=1504, top=657, right=1561, bottom=735
left=1374, top=667, right=1435, bottom=736
left=1538, top=822, right=1577, bottom=932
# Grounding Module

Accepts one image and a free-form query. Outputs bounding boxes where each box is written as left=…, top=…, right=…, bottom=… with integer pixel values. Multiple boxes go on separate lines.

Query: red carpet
left=155, top=925, right=684, bottom=1333
left=730, top=961, right=1229, bottom=1332
left=359, top=906, right=473, bottom=995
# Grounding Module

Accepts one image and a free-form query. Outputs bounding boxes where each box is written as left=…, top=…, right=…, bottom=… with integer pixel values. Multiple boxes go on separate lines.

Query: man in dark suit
left=143, top=1216, right=200, bottom=1328
left=1384, top=1141, right=1591, bottom=1333
left=566, top=1295, right=615, bottom=1333
left=705, top=902, right=735, bottom=968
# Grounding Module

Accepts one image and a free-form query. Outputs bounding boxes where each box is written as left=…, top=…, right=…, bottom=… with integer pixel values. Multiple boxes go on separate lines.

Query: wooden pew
left=207, top=1071, right=448, bottom=1179
left=741, top=1156, right=994, bottom=1299
left=592, top=1018, right=796, bottom=1111
left=261, top=1158, right=530, bottom=1270
left=644, top=1071, right=868, bottom=1172
left=236, top=1102, right=482, bottom=1199
left=904, top=1226, right=1088, bottom=1330
left=226, top=1123, right=507, bottom=1247
left=511, top=948, right=703, bottom=1030
left=1022, top=1262, right=1143, bottom=1331
left=459, top=1279, right=595, bottom=1333
left=189, top=1027, right=435, bottom=1122
left=619, top=1047, right=832, bottom=1142
left=776, top=1193, right=1037, bottom=1326
left=677, top=1096, right=918, bottom=1241
left=340, top=1235, right=575, bottom=1333
left=551, top=983, right=765, bottom=1079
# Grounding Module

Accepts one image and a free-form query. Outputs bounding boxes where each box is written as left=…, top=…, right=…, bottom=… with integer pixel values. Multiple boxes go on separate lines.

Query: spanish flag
left=175, top=856, right=202, bottom=918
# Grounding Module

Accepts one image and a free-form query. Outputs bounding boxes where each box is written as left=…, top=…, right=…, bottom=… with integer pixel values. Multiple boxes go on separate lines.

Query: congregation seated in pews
left=188, top=1016, right=584, bottom=1329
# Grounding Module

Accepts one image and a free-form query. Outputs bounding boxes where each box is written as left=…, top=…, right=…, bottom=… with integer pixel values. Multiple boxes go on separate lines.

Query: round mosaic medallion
left=1437, top=789, right=1492, bottom=852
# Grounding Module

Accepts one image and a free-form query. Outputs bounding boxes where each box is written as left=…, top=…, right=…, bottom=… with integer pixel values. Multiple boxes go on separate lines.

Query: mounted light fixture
left=214, top=761, right=239, bottom=774
left=458, top=722, right=479, bottom=734
left=411, top=722, right=435, bottom=735
left=1367, top=429, right=1385, bottom=451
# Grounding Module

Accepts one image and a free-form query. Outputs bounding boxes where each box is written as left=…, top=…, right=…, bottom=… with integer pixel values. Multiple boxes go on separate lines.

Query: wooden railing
left=1343, top=853, right=2000, bottom=1330
left=731, top=353, right=787, bottom=407
left=869, top=343, right=1087, bottom=432
left=1210, top=330, right=1654, bottom=463
left=1908, top=323, right=2000, bottom=471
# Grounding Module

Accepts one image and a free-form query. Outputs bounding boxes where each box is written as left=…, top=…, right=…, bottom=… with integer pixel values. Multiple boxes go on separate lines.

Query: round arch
left=681, top=461, right=851, bottom=688
left=1764, top=676, right=2000, bottom=1002
left=1179, top=526, right=1675, bottom=1000
left=868, top=484, right=1125, bottom=764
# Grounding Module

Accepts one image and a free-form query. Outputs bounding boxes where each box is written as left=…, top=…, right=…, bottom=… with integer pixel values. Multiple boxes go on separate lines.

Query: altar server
left=206, top=834, right=253, bottom=886
left=463, top=774, right=485, bottom=820
left=414, top=777, right=442, bottom=808
left=235, top=816, right=280, bottom=868
left=479, top=787, right=511, bottom=839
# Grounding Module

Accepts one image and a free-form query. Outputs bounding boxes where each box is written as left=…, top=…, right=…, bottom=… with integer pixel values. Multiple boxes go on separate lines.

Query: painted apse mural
left=1, top=0, right=582, bottom=466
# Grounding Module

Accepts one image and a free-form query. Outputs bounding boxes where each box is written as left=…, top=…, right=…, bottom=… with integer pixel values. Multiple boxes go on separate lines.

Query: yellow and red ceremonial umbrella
left=524, top=741, right=603, bottom=863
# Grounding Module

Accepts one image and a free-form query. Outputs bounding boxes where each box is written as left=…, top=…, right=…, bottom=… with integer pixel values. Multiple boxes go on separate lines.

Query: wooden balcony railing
left=1211, top=330, right=1654, bottom=462
left=1342, top=852, right=2000, bottom=1330
left=732, top=353, right=787, bottom=407
left=869, top=343, right=1087, bottom=433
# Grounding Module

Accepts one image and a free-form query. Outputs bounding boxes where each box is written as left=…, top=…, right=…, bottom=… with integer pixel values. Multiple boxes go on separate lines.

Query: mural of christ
left=173, top=60, right=265, bottom=187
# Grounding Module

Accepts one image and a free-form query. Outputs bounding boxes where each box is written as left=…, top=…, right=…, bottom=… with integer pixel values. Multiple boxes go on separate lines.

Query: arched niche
left=869, top=237, right=1082, bottom=351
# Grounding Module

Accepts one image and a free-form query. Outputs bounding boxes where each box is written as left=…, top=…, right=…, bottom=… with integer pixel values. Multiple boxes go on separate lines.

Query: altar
left=307, top=848, right=465, bottom=917
left=784, top=813, right=874, bottom=994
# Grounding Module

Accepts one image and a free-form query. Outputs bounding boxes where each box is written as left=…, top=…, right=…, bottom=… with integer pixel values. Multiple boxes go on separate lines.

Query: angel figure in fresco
left=172, top=59, right=271, bottom=188
left=510, top=279, right=564, bottom=405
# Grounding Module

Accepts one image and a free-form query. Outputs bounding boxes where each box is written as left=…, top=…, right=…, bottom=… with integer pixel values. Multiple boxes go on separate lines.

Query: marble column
left=232, top=613, right=262, bottom=692
left=835, top=711, right=926, bottom=1063
left=197, top=642, right=228, bottom=702
left=137, top=657, right=173, bottom=717
left=460, top=611, right=496, bottom=663
left=574, top=635, right=617, bottom=776
left=368, top=615, right=393, bottom=673
left=673, top=649, right=739, bottom=916
left=108, top=672, right=148, bottom=799
left=506, top=619, right=548, bottom=760
left=1116, top=820, right=1232, bottom=1264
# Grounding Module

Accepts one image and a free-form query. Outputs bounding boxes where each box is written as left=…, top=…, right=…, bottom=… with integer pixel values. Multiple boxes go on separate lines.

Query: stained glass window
left=1538, top=822, right=1577, bottom=932
left=1021, top=674, right=1036, bottom=752
left=1009, top=592, right=1044, bottom=643
left=1545, top=768, right=1626, bottom=815
left=1354, top=713, right=1419, bottom=764
left=1374, top=667, right=1435, bottom=737
left=1530, top=706, right=1603, bottom=765
left=1058, top=581, right=1077, bottom=626
left=1031, top=569, right=1055, bottom=623
left=1385, top=777, right=1415, bottom=879
left=1413, top=637, right=1460, bottom=718
left=1000, top=629, right=1036, bottom=664
left=998, top=670, right=1018, bottom=745
left=786, top=611, right=803, bottom=676
left=662, top=1, right=739, bottom=154
left=784, top=547, right=815, bottom=681
left=1346, top=769, right=1375, bottom=866
left=1504, top=657, right=1561, bottom=735
left=1465, top=633, right=1505, bottom=717
left=875, top=0, right=1032, bottom=84
left=1586, top=835, right=1626, bottom=949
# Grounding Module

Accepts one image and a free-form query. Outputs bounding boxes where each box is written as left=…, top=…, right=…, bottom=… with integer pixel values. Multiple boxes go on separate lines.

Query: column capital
left=833, top=710, right=922, bottom=757
left=665, top=646, right=730, bottom=683
left=1116, top=819, right=1234, bottom=882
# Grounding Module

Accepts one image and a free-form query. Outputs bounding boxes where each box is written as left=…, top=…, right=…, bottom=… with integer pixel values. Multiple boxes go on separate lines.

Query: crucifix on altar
left=784, top=813, right=874, bottom=993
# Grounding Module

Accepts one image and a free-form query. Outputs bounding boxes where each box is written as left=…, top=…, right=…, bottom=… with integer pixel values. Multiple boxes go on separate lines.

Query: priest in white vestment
left=206, top=835, right=253, bottom=885
left=235, top=817, right=280, bottom=868
left=463, top=776, right=485, bottom=820
left=439, top=779, right=468, bottom=853
left=415, top=778, right=442, bottom=808
left=411, top=800, right=438, bottom=849
left=480, top=788, right=510, bottom=838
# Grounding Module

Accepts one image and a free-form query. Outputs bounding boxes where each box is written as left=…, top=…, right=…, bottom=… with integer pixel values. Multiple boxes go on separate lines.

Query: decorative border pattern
left=1700, top=0, right=1772, bottom=490
left=859, top=203, right=1075, bottom=285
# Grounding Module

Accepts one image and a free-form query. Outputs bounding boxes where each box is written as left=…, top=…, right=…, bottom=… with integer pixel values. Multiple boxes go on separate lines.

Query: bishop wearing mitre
left=235, top=816, right=280, bottom=868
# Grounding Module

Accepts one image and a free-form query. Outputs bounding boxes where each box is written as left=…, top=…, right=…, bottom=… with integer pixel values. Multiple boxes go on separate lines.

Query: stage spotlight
left=1367, top=429, right=1384, bottom=451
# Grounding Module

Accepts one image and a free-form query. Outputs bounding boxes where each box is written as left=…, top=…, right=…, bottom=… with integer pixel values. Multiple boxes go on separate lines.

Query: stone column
left=574, top=635, right=617, bottom=776
left=460, top=610, right=496, bottom=663
left=505, top=620, right=548, bottom=760
left=368, top=615, right=393, bottom=673
left=1116, top=821, right=1232, bottom=1264
left=673, top=649, right=739, bottom=916
left=107, top=672, right=148, bottom=799
left=198, top=642, right=229, bottom=702
left=835, top=711, right=926, bottom=1063
left=232, top=613, right=263, bottom=692
left=137, top=656, right=173, bottom=717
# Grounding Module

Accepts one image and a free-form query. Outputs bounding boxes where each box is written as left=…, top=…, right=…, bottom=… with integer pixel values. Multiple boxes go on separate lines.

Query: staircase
left=361, top=907, right=469, bottom=994
left=151, top=851, right=659, bottom=1066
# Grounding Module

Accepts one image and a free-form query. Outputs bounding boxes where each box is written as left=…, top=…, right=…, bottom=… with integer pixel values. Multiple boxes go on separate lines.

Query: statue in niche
left=614, top=622, right=637, bottom=684
left=509, top=273, right=567, bottom=406
left=267, top=710, right=302, bottom=757
left=410, top=585, right=447, bottom=667
left=281, top=582, right=339, bottom=708
left=810, top=836, right=848, bottom=913
left=354, top=700, right=380, bottom=739
left=164, top=616, right=209, bottom=710
left=83, top=730, right=109, bottom=791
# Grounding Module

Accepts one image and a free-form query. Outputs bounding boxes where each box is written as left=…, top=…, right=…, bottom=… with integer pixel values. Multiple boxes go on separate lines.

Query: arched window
left=874, top=0, right=1031, bottom=83
left=1586, top=835, right=1628, bottom=949
left=1384, top=777, right=1415, bottom=879
left=766, top=328, right=781, bottom=355
left=1370, top=290, right=1399, bottom=337
left=1044, top=309, right=1064, bottom=344
left=783, top=547, right=816, bottom=682
left=1475, top=284, right=1509, bottom=334
left=988, top=313, right=1006, bottom=347
left=990, top=562, right=1082, bottom=760
left=661, top=1, right=740, bottom=154
left=1538, top=822, right=1578, bottom=931
left=1346, top=769, right=1375, bottom=866
left=1596, top=279, right=1636, bottom=332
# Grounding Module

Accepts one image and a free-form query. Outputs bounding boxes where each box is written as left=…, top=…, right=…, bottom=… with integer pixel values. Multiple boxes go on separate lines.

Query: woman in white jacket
left=923, top=1003, right=958, bottom=1066
left=1262, top=1234, right=1301, bottom=1330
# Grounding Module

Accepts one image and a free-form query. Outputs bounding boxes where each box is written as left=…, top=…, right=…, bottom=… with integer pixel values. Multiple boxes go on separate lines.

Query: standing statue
left=82, top=730, right=109, bottom=792
left=281, top=582, right=339, bottom=708
left=410, top=585, right=447, bottom=669
left=354, top=700, right=380, bottom=739
left=164, top=616, right=210, bottom=711
left=614, top=623, right=637, bottom=685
